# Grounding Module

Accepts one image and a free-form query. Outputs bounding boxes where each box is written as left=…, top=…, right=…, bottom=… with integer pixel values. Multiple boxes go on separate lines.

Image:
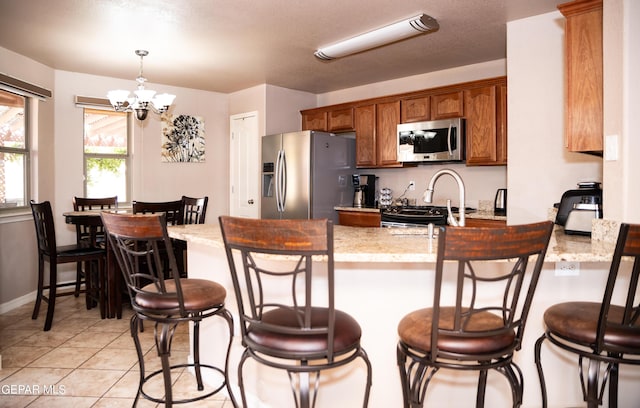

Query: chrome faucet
left=423, top=168, right=466, bottom=227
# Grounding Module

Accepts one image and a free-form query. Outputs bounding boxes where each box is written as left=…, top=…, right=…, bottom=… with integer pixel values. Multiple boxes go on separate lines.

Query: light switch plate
left=605, top=134, right=618, bottom=161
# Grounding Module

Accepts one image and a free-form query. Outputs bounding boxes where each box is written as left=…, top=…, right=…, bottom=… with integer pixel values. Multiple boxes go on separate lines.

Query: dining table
left=63, top=209, right=129, bottom=319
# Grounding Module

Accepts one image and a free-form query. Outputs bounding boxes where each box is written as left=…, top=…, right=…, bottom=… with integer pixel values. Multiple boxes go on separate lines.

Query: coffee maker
left=352, top=174, right=376, bottom=208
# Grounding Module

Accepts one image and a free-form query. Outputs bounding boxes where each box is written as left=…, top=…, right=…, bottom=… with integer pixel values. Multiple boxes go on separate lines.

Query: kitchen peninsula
left=168, top=224, right=635, bottom=408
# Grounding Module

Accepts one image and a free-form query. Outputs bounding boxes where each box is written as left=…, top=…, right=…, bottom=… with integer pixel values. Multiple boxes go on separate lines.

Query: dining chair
left=180, top=195, right=208, bottom=225
left=396, top=221, right=553, bottom=407
left=219, top=215, right=372, bottom=408
left=101, top=211, right=235, bottom=407
left=173, top=195, right=209, bottom=276
left=132, top=199, right=182, bottom=225
left=534, top=223, right=640, bottom=408
left=30, top=200, right=107, bottom=331
left=133, top=199, right=183, bottom=277
left=72, top=196, right=117, bottom=300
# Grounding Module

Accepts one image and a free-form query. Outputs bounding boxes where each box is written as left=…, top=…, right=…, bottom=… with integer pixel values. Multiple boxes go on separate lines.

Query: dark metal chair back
left=220, top=215, right=372, bottom=407
left=132, top=199, right=182, bottom=225
left=219, top=215, right=336, bottom=358
left=534, top=223, right=640, bottom=408
left=397, top=221, right=553, bottom=408
left=430, top=221, right=554, bottom=361
left=101, top=211, right=186, bottom=317
left=31, top=200, right=57, bottom=257
left=180, top=195, right=208, bottom=224
left=595, top=223, right=640, bottom=354
left=102, top=211, right=234, bottom=406
left=72, top=196, right=117, bottom=247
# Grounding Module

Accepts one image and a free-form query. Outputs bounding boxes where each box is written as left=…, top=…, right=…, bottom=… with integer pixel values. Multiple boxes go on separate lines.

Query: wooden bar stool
left=219, top=215, right=372, bottom=408
left=396, top=221, right=553, bottom=407
left=534, top=223, right=640, bottom=408
left=102, top=212, right=234, bottom=407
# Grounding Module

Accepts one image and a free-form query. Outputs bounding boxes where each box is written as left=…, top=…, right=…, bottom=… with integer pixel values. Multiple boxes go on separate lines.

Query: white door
left=230, top=112, right=260, bottom=218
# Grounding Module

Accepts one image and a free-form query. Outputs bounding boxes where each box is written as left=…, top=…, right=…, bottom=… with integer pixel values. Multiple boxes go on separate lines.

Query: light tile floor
left=0, top=296, right=233, bottom=407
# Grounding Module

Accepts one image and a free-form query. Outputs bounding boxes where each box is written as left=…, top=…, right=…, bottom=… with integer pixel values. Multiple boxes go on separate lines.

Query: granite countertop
left=169, top=223, right=615, bottom=264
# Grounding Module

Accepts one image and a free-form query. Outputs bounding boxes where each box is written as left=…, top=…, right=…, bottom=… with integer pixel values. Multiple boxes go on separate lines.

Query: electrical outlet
left=409, top=181, right=415, bottom=191
left=555, top=261, right=580, bottom=276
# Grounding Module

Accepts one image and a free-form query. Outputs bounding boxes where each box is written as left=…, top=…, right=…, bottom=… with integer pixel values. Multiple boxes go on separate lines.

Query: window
left=83, top=108, right=130, bottom=202
left=0, top=89, right=28, bottom=210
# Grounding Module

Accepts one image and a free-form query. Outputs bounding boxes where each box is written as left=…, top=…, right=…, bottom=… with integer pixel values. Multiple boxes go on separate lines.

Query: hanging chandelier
left=107, top=50, right=176, bottom=121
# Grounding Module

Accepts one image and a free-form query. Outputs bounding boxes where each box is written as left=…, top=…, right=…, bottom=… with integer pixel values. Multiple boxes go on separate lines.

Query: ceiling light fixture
left=314, top=14, right=439, bottom=60
left=107, top=50, right=175, bottom=121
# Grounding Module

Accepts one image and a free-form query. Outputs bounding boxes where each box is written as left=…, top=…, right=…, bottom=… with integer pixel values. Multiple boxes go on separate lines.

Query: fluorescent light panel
left=314, top=14, right=439, bottom=60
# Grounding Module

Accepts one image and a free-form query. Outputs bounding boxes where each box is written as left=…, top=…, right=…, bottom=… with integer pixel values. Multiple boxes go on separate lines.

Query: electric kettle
left=494, top=189, right=507, bottom=215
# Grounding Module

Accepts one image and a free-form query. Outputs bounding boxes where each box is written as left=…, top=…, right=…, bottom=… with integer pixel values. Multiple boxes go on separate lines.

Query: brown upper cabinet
left=375, top=101, right=402, bottom=167
left=301, top=110, right=327, bottom=131
left=400, top=96, right=430, bottom=123
left=301, top=76, right=508, bottom=167
left=301, top=106, right=355, bottom=132
left=558, top=0, right=603, bottom=153
left=430, top=91, right=464, bottom=120
left=354, top=104, right=376, bottom=167
left=328, top=107, right=354, bottom=132
left=353, top=102, right=402, bottom=168
left=464, top=84, right=507, bottom=166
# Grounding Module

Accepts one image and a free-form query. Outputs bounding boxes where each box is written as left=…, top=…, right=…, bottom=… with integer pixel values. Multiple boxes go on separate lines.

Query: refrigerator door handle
left=280, top=149, right=287, bottom=211
left=275, top=149, right=285, bottom=213
left=275, top=149, right=281, bottom=212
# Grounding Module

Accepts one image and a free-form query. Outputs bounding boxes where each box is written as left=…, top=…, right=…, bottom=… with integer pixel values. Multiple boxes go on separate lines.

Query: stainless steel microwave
left=397, top=118, right=465, bottom=163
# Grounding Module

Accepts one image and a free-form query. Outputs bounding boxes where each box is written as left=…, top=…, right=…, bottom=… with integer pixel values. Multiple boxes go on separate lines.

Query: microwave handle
left=447, top=123, right=453, bottom=156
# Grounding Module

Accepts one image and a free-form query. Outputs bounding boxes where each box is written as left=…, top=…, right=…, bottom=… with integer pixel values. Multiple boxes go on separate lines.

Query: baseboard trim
left=0, top=290, right=36, bottom=314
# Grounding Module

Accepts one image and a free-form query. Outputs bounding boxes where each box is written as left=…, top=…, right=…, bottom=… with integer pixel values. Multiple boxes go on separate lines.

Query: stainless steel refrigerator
left=261, top=130, right=355, bottom=223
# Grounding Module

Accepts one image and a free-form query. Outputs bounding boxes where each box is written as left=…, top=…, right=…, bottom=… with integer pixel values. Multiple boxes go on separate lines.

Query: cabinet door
left=559, top=0, right=603, bottom=153
left=376, top=101, right=401, bottom=167
left=464, top=85, right=504, bottom=166
left=354, top=104, right=376, bottom=167
left=301, top=111, right=327, bottom=131
left=337, top=211, right=381, bottom=227
left=401, top=96, right=430, bottom=123
left=431, top=91, right=464, bottom=119
left=328, top=108, right=355, bottom=132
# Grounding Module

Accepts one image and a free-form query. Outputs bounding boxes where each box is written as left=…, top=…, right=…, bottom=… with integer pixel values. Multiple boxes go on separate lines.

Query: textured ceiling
left=0, top=0, right=560, bottom=94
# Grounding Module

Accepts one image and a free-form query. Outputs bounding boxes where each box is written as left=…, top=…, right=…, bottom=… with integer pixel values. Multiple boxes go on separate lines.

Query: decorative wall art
left=161, top=114, right=205, bottom=162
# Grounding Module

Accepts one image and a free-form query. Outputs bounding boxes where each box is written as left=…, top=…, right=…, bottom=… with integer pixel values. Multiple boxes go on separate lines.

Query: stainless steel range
left=380, top=206, right=449, bottom=228
left=380, top=205, right=476, bottom=228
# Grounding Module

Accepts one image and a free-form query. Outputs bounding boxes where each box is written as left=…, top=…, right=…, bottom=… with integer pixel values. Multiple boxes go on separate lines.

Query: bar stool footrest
left=140, top=363, right=227, bottom=405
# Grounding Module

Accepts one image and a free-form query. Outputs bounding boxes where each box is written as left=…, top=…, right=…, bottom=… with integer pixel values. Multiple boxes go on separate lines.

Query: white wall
left=229, top=83, right=316, bottom=136
left=264, top=84, right=316, bottom=134
left=507, top=12, right=601, bottom=224
left=603, top=0, right=640, bottom=223
left=230, top=84, right=268, bottom=135
left=53, top=70, right=229, bottom=239
left=0, top=47, right=55, bottom=309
